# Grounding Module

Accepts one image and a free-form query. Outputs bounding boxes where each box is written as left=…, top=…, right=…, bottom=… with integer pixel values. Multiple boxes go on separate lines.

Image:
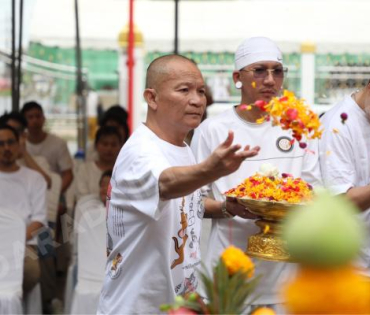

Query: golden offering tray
left=236, top=197, right=305, bottom=262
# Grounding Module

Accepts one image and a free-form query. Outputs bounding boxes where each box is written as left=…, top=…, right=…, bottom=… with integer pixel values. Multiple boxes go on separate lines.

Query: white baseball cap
left=235, top=37, right=283, bottom=70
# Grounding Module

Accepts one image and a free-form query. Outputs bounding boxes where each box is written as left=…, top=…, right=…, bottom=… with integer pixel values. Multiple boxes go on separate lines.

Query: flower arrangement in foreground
left=242, top=90, right=323, bottom=147
left=225, top=164, right=313, bottom=204
left=160, top=246, right=260, bottom=314
left=281, top=191, right=370, bottom=314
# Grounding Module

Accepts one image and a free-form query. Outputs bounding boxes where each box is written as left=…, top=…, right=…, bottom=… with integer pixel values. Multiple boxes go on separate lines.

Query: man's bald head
left=145, top=54, right=197, bottom=89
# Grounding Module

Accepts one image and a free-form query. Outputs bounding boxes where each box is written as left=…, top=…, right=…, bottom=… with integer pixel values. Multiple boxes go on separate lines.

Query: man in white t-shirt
left=0, top=111, right=51, bottom=188
left=191, top=37, right=321, bottom=312
left=98, top=55, right=260, bottom=314
left=319, top=81, right=370, bottom=275
left=21, top=101, right=73, bottom=193
left=0, top=124, right=47, bottom=294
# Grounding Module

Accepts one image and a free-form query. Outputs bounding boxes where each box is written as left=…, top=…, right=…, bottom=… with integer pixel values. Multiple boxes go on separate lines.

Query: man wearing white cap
left=191, top=37, right=321, bottom=312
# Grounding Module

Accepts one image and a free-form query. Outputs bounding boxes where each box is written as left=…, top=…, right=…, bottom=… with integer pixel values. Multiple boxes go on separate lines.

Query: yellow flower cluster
left=221, top=246, right=254, bottom=278
left=225, top=173, right=313, bottom=204
left=255, top=90, right=323, bottom=143
left=283, top=266, right=370, bottom=314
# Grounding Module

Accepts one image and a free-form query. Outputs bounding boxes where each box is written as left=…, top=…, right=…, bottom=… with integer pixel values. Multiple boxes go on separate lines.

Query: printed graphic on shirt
left=106, top=231, right=113, bottom=257
left=174, top=272, right=198, bottom=296
left=188, top=194, right=196, bottom=226
left=196, top=190, right=205, bottom=219
left=171, top=197, right=188, bottom=269
left=111, top=206, right=125, bottom=237
left=109, top=252, right=123, bottom=279
left=189, top=228, right=199, bottom=253
left=276, top=136, right=294, bottom=152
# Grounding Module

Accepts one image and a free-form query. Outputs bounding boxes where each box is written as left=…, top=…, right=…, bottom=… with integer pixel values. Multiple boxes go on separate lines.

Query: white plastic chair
left=23, top=283, right=42, bottom=314
left=64, top=194, right=102, bottom=314
left=0, top=208, right=26, bottom=315
left=70, top=196, right=106, bottom=314
left=46, top=172, right=62, bottom=225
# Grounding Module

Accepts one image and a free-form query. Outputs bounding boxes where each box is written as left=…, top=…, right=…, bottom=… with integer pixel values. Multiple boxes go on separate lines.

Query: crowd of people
left=0, top=35, right=369, bottom=315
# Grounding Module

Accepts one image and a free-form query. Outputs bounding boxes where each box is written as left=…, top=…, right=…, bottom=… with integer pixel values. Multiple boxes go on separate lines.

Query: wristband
left=221, top=200, right=234, bottom=218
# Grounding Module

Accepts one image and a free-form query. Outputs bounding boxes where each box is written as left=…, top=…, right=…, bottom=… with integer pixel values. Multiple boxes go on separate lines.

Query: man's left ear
left=143, top=88, right=158, bottom=110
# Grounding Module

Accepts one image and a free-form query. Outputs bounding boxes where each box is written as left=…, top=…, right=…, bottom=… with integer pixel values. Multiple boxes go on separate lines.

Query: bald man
left=97, top=55, right=260, bottom=314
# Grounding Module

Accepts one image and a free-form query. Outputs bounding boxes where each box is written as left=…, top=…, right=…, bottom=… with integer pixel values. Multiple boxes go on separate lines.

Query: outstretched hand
left=205, top=131, right=260, bottom=178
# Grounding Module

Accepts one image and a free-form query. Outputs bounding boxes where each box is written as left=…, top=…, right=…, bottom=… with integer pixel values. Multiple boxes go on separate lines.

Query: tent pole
left=174, top=0, right=179, bottom=54
left=74, top=0, right=87, bottom=155
left=16, top=0, right=24, bottom=111
left=11, top=0, right=17, bottom=111
left=127, top=0, right=134, bottom=133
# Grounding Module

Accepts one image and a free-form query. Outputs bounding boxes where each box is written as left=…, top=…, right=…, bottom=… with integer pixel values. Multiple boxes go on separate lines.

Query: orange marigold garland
left=245, top=90, right=323, bottom=148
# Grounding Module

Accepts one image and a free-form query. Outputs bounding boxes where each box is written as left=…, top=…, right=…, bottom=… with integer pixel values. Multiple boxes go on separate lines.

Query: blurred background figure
left=85, top=105, right=129, bottom=162
left=76, top=126, right=121, bottom=201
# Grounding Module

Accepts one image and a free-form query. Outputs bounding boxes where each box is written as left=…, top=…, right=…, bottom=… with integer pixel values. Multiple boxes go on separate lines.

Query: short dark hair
left=21, top=101, right=44, bottom=116
left=99, top=169, right=113, bottom=185
left=99, top=106, right=130, bottom=143
left=0, top=124, right=20, bottom=141
left=94, top=126, right=122, bottom=147
left=0, top=111, right=27, bottom=131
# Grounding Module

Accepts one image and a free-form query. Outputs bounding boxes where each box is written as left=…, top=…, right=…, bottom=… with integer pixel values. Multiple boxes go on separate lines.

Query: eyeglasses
left=0, top=139, right=17, bottom=147
left=241, top=67, right=288, bottom=79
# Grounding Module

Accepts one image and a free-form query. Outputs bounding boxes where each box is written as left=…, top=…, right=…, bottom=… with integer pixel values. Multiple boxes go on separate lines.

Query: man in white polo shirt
left=319, top=80, right=370, bottom=275
left=191, top=37, right=321, bottom=312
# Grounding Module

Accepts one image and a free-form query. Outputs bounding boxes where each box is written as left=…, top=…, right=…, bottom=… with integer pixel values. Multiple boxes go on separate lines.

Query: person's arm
left=60, top=169, right=73, bottom=193
left=203, top=197, right=260, bottom=219
left=26, top=221, right=44, bottom=241
left=22, top=150, right=52, bottom=189
left=346, top=185, right=370, bottom=211
left=159, top=131, right=260, bottom=200
left=28, top=171, right=47, bottom=241
left=19, top=134, right=52, bottom=188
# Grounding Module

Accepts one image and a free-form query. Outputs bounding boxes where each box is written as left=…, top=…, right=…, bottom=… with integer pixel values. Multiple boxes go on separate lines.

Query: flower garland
left=242, top=90, right=323, bottom=147
left=225, top=173, right=313, bottom=204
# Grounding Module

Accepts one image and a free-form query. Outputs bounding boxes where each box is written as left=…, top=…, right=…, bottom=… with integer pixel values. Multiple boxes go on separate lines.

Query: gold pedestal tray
left=236, top=197, right=305, bottom=262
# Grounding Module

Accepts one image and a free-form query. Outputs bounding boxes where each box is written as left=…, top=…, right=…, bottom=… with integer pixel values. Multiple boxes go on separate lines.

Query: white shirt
left=191, top=107, right=321, bottom=304
left=0, top=166, right=47, bottom=245
left=319, top=94, right=370, bottom=273
left=76, top=161, right=103, bottom=201
left=98, top=124, right=204, bottom=315
left=26, top=133, right=73, bottom=174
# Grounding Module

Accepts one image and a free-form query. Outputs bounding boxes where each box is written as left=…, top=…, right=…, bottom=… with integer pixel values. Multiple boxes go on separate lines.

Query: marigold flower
left=221, top=246, right=254, bottom=278
left=283, top=266, right=370, bottom=314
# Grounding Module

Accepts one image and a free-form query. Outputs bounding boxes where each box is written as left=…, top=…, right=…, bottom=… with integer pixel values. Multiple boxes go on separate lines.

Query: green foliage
left=202, top=261, right=259, bottom=315
left=161, top=261, right=259, bottom=314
